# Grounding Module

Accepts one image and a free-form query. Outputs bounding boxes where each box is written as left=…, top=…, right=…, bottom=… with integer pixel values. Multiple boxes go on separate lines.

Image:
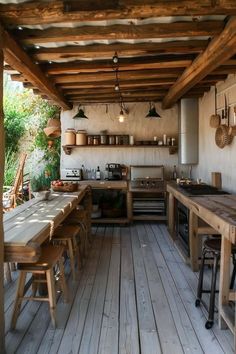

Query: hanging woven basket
left=215, top=125, right=233, bottom=148
left=210, top=114, right=220, bottom=128
left=43, top=118, right=61, bottom=138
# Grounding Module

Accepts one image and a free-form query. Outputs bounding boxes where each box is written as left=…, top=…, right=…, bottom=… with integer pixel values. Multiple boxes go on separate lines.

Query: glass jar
left=93, top=135, right=100, bottom=145
left=87, top=135, right=94, bottom=145
left=108, top=135, right=115, bottom=145
left=100, top=134, right=108, bottom=145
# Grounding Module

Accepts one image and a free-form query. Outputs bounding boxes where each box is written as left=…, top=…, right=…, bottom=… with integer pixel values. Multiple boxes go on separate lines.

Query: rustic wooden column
left=0, top=25, right=5, bottom=352
left=167, top=192, right=175, bottom=239
left=189, top=210, right=199, bottom=272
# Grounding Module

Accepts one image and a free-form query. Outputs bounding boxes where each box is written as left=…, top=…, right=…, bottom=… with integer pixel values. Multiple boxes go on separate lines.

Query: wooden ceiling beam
left=162, top=16, right=236, bottom=109
left=46, top=69, right=185, bottom=84
left=65, top=85, right=210, bottom=96
left=33, top=40, right=208, bottom=61
left=56, top=75, right=225, bottom=90
left=63, top=87, right=172, bottom=96
left=2, top=27, right=71, bottom=110
left=69, top=97, right=166, bottom=104
left=1, top=1, right=236, bottom=26
left=17, top=21, right=223, bottom=45
left=44, top=55, right=194, bottom=75
left=57, top=78, right=178, bottom=89
left=66, top=86, right=208, bottom=100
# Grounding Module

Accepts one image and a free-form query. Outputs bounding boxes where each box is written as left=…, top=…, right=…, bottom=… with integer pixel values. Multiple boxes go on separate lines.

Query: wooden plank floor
left=4, top=223, right=234, bottom=354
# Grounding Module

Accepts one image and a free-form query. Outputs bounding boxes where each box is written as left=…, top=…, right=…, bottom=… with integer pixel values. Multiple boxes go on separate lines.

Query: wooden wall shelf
left=62, top=145, right=178, bottom=155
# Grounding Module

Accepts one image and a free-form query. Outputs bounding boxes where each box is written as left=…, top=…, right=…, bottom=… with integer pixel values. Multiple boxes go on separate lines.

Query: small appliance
left=105, top=163, right=122, bottom=180
left=61, top=168, right=82, bottom=180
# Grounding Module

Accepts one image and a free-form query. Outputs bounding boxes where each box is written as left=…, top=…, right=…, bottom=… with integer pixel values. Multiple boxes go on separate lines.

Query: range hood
left=179, top=98, right=199, bottom=165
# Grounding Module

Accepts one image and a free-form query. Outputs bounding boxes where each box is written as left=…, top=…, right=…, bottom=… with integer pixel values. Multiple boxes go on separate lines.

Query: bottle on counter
left=81, top=164, right=86, bottom=180
left=173, top=165, right=177, bottom=180
left=96, top=166, right=101, bottom=180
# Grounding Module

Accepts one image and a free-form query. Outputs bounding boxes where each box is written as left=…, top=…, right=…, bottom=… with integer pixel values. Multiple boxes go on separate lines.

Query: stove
left=178, top=183, right=229, bottom=196
left=176, top=183, right=229, bottom=255
left=130, top=165, right=164, bottom=189
left=131, top=178, right=164, bottom=190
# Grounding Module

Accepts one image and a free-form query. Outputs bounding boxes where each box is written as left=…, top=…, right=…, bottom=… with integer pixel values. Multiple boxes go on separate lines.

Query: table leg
left=167, top=192, right=175, bottom=239
left=127, top=191, right=133, bottom=222
left=219, top=235, right=231, bottom=329
left=189, top=211, right=199, bottom=272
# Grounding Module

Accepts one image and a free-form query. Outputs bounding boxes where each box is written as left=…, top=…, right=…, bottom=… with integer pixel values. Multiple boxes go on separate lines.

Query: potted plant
left=30, top=172, right=51, bottom=200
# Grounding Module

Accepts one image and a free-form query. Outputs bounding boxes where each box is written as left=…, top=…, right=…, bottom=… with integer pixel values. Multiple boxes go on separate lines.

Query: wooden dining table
left=4, top=185, right=90, bottom=263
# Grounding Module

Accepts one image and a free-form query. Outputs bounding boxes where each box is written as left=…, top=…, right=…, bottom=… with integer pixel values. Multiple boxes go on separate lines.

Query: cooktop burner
left=178, top=184, right=229, bottom=196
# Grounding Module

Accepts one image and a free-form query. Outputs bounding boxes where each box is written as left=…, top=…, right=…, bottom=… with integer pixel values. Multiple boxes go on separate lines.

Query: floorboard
left=4, top=223, right=234, bottom=354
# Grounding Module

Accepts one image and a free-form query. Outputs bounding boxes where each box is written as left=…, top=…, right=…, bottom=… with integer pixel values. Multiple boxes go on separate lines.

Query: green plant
left=30, top=172, right=51, bottom=192
left=4, top=150, right=18, bottom=187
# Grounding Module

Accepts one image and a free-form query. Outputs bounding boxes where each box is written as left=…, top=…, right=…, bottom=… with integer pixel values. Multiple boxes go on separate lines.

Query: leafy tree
left=3, top=73, right=61, bottom=185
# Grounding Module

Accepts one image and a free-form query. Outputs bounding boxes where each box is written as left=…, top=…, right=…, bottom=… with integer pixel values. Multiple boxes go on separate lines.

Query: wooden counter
left=79, top=180, right=128, bottom=190
left=79, top=180, right=130, bottom=224
left=167, top=181, right=236, bottom=341
left=4, top=185, right=90, bottom=263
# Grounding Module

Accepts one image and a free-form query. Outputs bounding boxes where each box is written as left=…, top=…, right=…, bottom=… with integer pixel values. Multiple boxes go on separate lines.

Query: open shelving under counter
left=79, top=180, right=129, bottom=224
left=62, top=144, right=178, bottom=155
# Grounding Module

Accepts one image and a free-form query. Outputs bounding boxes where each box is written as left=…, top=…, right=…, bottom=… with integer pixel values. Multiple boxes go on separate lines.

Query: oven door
left=176, top=201, right=189, bottom=255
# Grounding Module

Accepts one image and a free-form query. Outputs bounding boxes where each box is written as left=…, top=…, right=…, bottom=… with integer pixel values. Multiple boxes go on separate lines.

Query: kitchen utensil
left=215, top=94, right=233, bottom=148
left=228, top=106, right=236, bottom=136
left=210, top=86, right=220, bottom=128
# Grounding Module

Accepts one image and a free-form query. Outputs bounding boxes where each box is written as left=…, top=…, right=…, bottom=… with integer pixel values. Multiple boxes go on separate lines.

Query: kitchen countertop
left=167, top=180, right=236, bottom=338
left=78, top=180, right=128, bottom=189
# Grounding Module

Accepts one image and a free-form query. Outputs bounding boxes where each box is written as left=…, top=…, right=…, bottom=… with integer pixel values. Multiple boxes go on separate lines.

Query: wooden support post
left=167, top=192, right=175, bottom=239
left=127, top=191, right=133, bottom=222
left=189, top=211, right=199, bottom=272
left=219, top=235, right=232, bottom=330
left=0, top=25, right=5, bottom=353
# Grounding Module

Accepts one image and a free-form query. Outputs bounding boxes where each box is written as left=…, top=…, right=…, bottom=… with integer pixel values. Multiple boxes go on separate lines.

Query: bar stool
left=64, top=209, right=90, bottom=258
left=195, top=237, right=236, bottom=329
left=11, top=244, right=68, bottom=329
left=53, top=224, right=81, bottom=280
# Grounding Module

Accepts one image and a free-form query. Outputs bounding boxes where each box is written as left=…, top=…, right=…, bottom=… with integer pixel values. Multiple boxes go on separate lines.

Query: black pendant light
left=73, top=107, right=88, bottom=119
left=146, top=103, right=161, bottom=118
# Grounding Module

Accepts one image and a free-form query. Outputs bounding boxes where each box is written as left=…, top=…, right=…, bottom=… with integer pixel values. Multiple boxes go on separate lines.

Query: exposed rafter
left=43, top=55, right=194, bottom=75
left=32, top=40, right=208, bottom=62
left=0, top=1, right=236, bottom=25
left=16, top=21, right=223, bottom=45
left=2, top=27, right=71, bottom=110
left=162, top=16, right=236, bottom=109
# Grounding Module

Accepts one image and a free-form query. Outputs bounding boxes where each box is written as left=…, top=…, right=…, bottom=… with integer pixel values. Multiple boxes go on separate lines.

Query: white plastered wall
left=193, top=74, right=236, bottom=193
left=60, top=101, right=179, bottom=179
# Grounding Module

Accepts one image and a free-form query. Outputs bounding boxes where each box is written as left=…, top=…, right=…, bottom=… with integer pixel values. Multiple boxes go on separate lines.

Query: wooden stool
left=11, top=245, right=68, bottom=329
left=53, top=224, right=81, bottom=280
left=65, top=209, right=90, bottom=257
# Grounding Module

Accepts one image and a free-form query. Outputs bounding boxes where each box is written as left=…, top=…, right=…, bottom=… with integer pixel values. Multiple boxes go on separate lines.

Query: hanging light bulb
left=112, top=52, right=119, bottom=64
left=119, top=109, right=125, bottom=123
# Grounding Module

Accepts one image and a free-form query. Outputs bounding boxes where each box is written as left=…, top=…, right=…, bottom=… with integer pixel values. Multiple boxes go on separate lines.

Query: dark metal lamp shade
left=146, top=106, right=161, bottom=118
left=73, top=108, right=88, bottom=119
